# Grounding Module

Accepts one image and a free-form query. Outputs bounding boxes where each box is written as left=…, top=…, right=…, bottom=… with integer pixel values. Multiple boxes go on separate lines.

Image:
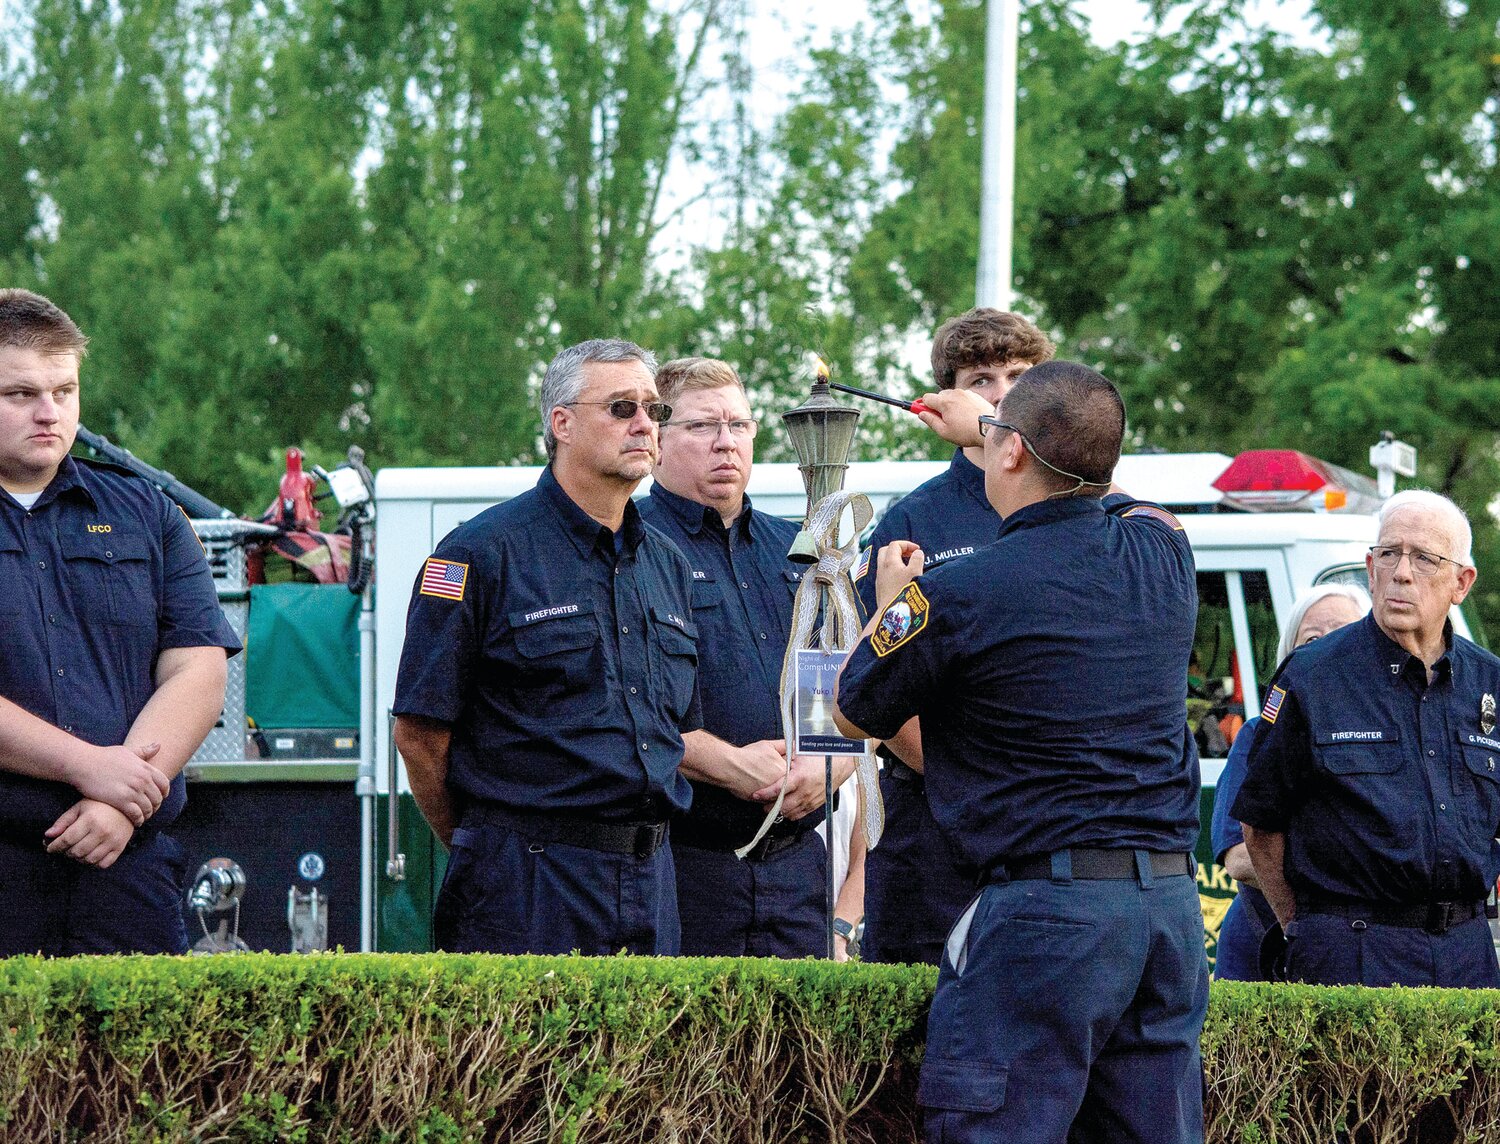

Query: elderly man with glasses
left=1234, top=489, right=1500, bottom=987
left=834, top=361, right=1208, bottom=1144
left=639, top=356, right=860, bottom=958
left=393, top=339, right=701, bottom=955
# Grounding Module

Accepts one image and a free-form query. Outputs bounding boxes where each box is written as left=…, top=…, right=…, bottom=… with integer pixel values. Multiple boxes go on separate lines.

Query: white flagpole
left=976, top=0, right=1019, bottom=310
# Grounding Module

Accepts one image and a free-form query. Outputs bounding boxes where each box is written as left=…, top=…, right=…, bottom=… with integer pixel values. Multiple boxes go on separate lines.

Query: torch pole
left=826, top=753, right=836, bottom=959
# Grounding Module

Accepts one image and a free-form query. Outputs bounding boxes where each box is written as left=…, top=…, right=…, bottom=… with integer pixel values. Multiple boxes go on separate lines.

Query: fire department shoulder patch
left=871, top=581, right=930, bottom=658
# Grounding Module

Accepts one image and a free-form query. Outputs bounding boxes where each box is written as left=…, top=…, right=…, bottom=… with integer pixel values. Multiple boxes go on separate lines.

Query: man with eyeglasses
left=852, top=308, right=1055, bottom=968
left=393, top=339, right=701, bottom=955
left=835, top=361, right=1208, bottom=1144
left=1234, top=489, right=1500, bottom=987
left=639, top=356, right=860, bottom=957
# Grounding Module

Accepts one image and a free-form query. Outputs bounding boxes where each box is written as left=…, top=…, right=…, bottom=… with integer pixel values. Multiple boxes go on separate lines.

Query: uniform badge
left=870, top=581, right=930, bottom=658
left=1261, top=685, right=1287, bottom=725
left=1483, top=694, right=1496, bottom=736
left=419, top=557, right=468, bottom=601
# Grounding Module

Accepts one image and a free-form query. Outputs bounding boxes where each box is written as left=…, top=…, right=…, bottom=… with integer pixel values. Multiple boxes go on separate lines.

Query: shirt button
left=56, top=668, right=64, bottom=676
left=1440, top=803, right=1447, bottom=811
left=1428, top=750, right=1436, bottom=757
left=759, top=632, right=767, bottom=640
left=740, top=581, right=748, bottom=589
left=629, top=687, right=638, bottom=695
left=621, top=625, right=629, bottom=634
left=37, top=560, right=45, bottom=569
left=63, top=724, right=73, bottom=732
left=641, top=743, right=650, bottom=752
left=104, top=550, right=113, bottom=558
left=48, top=614, right=56, bottom=624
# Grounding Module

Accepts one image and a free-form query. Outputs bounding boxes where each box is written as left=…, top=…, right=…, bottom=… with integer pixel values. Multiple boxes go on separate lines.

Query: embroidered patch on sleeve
left=1122, top=504, right=1185, bottom=531
left=420, top=557, right=469, bottom=601
left=870, top=581, right=930, bottom=658
left=1261, top=685, right=1287, bottom=725
left=177, top=504, right=207, bottom=554
left=853, top=549, right=872, bottom=582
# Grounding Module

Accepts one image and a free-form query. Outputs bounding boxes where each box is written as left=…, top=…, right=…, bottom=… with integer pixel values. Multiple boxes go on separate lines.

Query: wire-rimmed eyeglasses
left=1368, top=545, right=1463, bottom=578
left=662, top=418, right=759, bottom=440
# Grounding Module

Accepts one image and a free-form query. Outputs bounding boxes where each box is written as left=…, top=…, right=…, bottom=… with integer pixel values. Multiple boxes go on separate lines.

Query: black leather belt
left=990, top=849, right=1193, bottom=884
left=1299, top=896, right=1485, bottom=936
left=884, top=757, right=923, bottom=787
left=462, top=803, right=669, bottom=859
left=671, top=821, right=808, bottom=863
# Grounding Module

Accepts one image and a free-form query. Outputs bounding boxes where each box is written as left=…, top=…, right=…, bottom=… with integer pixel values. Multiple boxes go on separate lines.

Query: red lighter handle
left=910, top=398, right=930, bottom=415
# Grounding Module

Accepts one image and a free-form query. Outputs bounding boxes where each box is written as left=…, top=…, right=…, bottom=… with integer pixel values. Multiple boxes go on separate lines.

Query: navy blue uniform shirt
left=1232, top=613, right=1500, bottom=905
left=394, top=466, right=701, bottom=821
left=0, top=456, right=240, bottom=838
left=839, top=494, right=1201, bottom=874
left=854, top=449, right=998, bottom=620
left=639, top=483, right=812, bottom=837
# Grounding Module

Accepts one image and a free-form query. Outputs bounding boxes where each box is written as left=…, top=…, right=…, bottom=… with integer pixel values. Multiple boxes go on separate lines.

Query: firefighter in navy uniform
left=836, top=362, right=1208, bottom=1144
left=393, top=339, right=700, bottom=956
left=640, top=357, right=856, bottom=958
left=1236, top=490, right=1500, bottom=988
left=852, top=308, right=1054, bottom=966
left=0, top=289, right=238, bottom=956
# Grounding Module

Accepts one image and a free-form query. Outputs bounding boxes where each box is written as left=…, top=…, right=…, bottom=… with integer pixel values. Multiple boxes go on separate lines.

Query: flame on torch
left=814, top=355, right=831, bottom=384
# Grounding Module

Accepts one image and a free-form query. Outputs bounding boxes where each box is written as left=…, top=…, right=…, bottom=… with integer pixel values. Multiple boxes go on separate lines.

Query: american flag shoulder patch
left=853, top=549, right=872, bottom=581
left=1261, top=685, right=1287, bottom=725
left=1122, top=504, right=1185, bottom=531
left=420, top=557, right=469, bottom=601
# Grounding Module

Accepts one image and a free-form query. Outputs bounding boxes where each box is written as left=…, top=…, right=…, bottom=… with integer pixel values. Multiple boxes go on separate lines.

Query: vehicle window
left=1243, top=570, right=1279, bottom=687
left=1192, top=573, right=1237, bottom=759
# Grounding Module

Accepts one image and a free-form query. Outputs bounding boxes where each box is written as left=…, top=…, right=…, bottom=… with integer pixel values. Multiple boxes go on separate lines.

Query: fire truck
left=138, top=434, right=1471, bottom=961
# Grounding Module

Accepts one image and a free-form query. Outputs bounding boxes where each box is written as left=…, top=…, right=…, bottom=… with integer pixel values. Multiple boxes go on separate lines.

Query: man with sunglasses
left=835, top=361, right=1208, bottom=1144
left=393, top=339, right=701, bottom=956
left=852, top=308, right=1054, bottom=968
left=1234, top=490, right=1500, bottom=987
left=640, top=357, right=859, bottom=958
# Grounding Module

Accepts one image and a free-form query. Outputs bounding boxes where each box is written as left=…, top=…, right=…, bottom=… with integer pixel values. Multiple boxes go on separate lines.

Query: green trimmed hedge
left=2, top=955, right=1499, bottom=1142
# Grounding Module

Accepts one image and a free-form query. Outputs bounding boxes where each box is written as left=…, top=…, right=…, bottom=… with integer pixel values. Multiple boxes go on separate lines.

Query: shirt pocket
left=0, top=538, right=25, bottom=616
left=60, top=534, right=155, bottom=627
left=1457, top=734, right=1500, bottom=835
left=1313, top=735, right=1402, bottom=777
left=650, top=605, right=698, bottom=723
left=690, top=578, right=723, bottom=612
left=507, top=607, right=603, bottom=719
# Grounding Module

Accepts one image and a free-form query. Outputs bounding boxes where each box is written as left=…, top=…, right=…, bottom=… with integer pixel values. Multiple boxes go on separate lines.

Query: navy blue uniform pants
left=864, top=765, right=975, bottom=965
left=433, top=821, right=680, bottom=955
left=1287, top=911, right=1500, bottom=987
left=1213, top=885, right=1276, bottom=982
left=674, top=831, right=827, bottom=957
left=919, top=858, right=1209, bottom=1144
left=0, top=832, right=189, bottom=956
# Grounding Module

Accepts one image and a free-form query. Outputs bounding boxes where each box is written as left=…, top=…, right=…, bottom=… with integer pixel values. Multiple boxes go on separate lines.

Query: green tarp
left=245, top=583, right=360, bottom=729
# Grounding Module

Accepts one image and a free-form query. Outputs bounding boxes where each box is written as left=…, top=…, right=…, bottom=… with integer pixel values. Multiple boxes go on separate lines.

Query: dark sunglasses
left=565, top=399, right=673, bottom=424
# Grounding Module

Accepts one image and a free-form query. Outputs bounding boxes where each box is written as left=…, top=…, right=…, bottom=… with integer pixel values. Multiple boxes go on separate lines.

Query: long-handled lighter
left=829, top=381, right=930, bottom=416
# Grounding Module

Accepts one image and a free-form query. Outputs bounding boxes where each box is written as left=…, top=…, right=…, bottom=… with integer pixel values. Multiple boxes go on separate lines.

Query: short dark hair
left=930, top=308, right=1053, bottom=390
left=998, top=360, right=1124, bottom=496
left=0, top=289, right=88, bottom=357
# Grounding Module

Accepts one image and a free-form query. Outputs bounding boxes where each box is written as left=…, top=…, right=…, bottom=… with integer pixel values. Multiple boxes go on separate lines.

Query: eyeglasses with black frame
left=1368, top=545, right=1463, bottom=578
left=977, top=415, right=1021, bottom=441
left=564, top=399, right=673, bottom=424
left=662, top=418, right=759, bottom=440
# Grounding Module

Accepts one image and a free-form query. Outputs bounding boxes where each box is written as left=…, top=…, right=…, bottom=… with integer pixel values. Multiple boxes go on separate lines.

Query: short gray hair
left=540, top=339, right=658, bottom=460
left=1378, top=489, right=1473, bottom=566
left=1277, top=583, right=1371, bottom=666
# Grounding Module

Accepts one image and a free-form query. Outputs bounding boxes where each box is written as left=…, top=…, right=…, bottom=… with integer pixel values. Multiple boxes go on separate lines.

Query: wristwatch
left=833, top=916, right=861, bottom=959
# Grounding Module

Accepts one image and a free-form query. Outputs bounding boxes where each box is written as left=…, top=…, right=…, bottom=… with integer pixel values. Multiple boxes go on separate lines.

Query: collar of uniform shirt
left=950, top=447, right=991, bottom=508
left=648, top=481, right=756, bottom=541
left=14, top=454, right=94, bottom=513
left=994, top=494, right=1104, bottom=540
left=1365, top=611, right=1460, bottom=682
left=538, top=465, right=646, bottom=559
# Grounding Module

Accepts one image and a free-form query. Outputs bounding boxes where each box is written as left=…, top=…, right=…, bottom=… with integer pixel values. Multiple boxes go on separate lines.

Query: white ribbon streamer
left=735, top=490, right=885, bottom=858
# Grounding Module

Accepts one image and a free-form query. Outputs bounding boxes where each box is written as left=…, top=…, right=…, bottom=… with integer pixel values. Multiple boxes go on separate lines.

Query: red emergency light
left=1212, top=450, right=1381, bottom=514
